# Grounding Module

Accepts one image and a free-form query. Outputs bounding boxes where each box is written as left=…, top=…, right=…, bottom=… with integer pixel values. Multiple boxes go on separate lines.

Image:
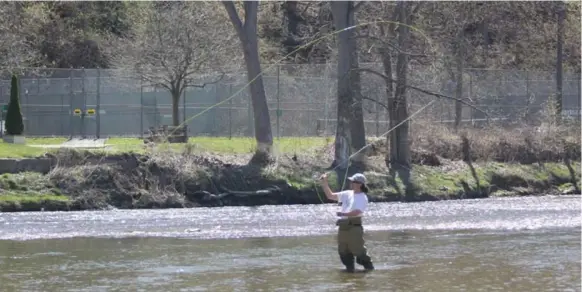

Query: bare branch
left=361, top=96, right=390, bottom=111
left=353, top=34, right=430, bottom=58
left=355, top=68, right=489, bottom=117
left=353, top=1, right=365, bottom=11
left=186, top=72, right=226, bottom=88
left=108, top=2, right=237, bottom=126
left=223, top=1, right=244, bottom=37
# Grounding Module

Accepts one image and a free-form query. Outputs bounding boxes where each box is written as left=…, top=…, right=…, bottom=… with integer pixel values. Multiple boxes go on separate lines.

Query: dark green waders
left=336, top=217, right=374, bottom=272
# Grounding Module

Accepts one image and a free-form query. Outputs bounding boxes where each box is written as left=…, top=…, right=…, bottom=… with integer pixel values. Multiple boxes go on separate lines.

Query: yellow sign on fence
left=73, top=109, right=82, bottom=116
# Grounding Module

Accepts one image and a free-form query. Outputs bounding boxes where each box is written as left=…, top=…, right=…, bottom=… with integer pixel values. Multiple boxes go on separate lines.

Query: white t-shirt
left=336, top=190, right=368, bottom=219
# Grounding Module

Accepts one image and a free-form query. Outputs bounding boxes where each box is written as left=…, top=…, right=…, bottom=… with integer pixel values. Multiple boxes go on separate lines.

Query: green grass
left=0, top=137, right=68, bottom=158
left=107, top=136, right=331, bottom=154
left=364, top=162, right=581, bottom=200
left=0, top=136, right=331, bottom=158
left=0, top=143, right=46, bottom=158
left=0, top=172, right=70, bottom=211
left=0, top=193, right=69, bottom=203
left=0, top=192, right=71, bottom=211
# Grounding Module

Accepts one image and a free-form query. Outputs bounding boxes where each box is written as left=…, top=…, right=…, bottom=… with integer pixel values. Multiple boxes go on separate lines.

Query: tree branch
left=360, top=96, right=390, bottom=111
left=223, top=1, right=244, bottom=37
left=353, top=1, right=365, bottom=11
left=355, top=68, right=489, bottom=117
left=354, top=34, right=430, bottom=57
left=186, top=72, right=225, bottom=88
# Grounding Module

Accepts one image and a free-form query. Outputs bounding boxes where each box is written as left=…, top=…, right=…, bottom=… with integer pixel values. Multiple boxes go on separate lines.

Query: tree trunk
left=392, top=2, right=413, bottom=198
left=171, top=90, right=180, bottom=126
left=243, top=33, right=273, bottom=157
left=282, top=1, right=303, bottom=56
left=556, top=1, right=564, bottom=122
left=223, top=1, right=273, bottom=162
left=348, top=24, right=366, bottom=167
left=330, top=1, right=366, bottom=179
left=454, top=32, right=464, bottom=130
left=380, top=48, right=393, bottom=168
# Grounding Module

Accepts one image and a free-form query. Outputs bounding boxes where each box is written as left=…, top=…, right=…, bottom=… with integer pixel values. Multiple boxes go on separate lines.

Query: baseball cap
left=347, top=173, right=367, bottom=184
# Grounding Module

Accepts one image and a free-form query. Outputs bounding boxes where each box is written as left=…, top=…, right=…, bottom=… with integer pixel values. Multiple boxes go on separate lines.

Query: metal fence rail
left=0, top=65, right=579, bottom=138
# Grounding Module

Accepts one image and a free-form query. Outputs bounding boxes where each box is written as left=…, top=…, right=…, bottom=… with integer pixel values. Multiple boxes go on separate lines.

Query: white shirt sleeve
left=351, top=194, right=368, bottom=213
left=335, top=190, right=351, bottom=202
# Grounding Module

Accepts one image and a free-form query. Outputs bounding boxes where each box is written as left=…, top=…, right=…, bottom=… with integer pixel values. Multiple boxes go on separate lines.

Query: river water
left=0, top=195, right=580, bottom=292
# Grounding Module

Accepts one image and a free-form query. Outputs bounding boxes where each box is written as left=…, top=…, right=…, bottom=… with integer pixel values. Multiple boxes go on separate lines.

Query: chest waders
left=336, top=216, right=374, bottom=272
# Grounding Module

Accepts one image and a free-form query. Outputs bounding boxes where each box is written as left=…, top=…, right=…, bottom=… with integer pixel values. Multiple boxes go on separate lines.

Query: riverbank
left=0, top=124, right=579, bottom=212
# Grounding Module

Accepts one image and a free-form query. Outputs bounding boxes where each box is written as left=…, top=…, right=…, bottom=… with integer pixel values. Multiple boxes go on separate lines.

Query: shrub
left=5, top=74, right=24, bottom=135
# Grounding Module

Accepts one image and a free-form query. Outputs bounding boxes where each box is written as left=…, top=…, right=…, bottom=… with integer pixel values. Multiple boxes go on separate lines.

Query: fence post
left=96, top=68, right=101, bottom=139
left=469, top=72, right=474, bottom=123
left=247, top=87, right=253, bottom=137
left=525, top=71, right=530, bottom=122
left=214, top=84, right=219, bottom=136
left=323, top=82, right=329, bottom=136
left=68, top=68, right=74, bottom=139
left=60, top=73, right=64, bottom=136
left=375, top=96, right=379, bottom=137
left=229, top=84, right=232, bottom=139
left=140, top=77, right=144, bottom=138
left=182, top=83, right=186, bottom=126
left=81, top=68, right=86, bottom=138
left=18, top=77, right=27, bottom=135
left=154, top=85, right=159, bottom=127
left=276, top=64, right=280, bottom=140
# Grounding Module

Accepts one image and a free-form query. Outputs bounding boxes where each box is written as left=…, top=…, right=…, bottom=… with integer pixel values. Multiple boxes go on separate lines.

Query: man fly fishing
left=319, top=172, right=375, bottom=272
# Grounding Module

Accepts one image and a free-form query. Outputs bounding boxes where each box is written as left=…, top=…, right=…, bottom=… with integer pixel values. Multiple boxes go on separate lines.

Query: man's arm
left=320, top=173, right=342, bottom=202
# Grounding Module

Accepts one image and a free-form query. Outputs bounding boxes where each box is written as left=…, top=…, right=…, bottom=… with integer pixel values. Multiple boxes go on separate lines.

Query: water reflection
left=0, top=229, right=579, bottom=292
left=0, top=196, right=580, bottom=291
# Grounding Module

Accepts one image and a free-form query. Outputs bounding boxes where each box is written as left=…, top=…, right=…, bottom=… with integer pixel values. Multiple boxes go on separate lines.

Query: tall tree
left=355, top=2, right=429, bottom=197
left=556, top=1, right=565, bottom=121
left=112, top=2, right=231, bottom=126
left=330, top=1, right=366, bottom=179
left=391, top=1, right=413, bottom=197
left=223, top=1, right=274, bottom=164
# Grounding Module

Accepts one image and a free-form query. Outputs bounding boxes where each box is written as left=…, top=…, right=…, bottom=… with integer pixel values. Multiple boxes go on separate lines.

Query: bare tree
left=556, top=1, right=565, bottom=121
left=330, top=1, right=366, bottom=178
left=439, top=3, right=471, bottom=129
left=112, top=2, right=232, bottom=127
left=223, top=1, right=273, bottom=163
left=0, top=2, right=40, bottom=73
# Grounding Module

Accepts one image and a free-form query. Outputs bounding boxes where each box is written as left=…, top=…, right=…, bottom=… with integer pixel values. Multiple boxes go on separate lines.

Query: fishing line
left=150, top=19, right=439, bottom=205
left=165, top=20, right=436, bottom=138
left=313, top=100, right=437, bottom=204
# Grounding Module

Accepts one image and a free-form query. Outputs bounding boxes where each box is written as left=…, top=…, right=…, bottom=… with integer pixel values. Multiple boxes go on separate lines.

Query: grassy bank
left=0, top=123, right=579, bottom=212
left=0, top=136, right=330, bottom=158
left=0, top=153, right=579, bottom=212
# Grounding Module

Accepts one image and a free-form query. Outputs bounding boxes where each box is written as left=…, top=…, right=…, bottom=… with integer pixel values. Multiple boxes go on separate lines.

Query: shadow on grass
left=564, top=157, right=581, bottom=193
left=460, top=134, right=486, bottom=198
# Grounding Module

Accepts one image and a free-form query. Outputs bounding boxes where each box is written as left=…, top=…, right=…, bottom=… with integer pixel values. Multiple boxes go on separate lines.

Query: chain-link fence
left=0, top=65, right=579, bottom=138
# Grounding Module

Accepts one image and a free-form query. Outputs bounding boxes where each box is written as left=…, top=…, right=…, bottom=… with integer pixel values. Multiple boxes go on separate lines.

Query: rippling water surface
left=0, top=195, right=580, bottom=291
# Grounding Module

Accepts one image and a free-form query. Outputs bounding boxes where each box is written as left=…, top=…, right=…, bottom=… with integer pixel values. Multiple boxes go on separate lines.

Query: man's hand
left=319, top=173, right=328, bottom=185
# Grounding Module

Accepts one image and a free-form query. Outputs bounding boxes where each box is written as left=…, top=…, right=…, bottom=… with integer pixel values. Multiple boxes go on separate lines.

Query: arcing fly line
left=312, top=100, right=437, bottom=204
left=165, top=20, right=436, bottom=138
left=150, top=19, right=438, bottom=204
